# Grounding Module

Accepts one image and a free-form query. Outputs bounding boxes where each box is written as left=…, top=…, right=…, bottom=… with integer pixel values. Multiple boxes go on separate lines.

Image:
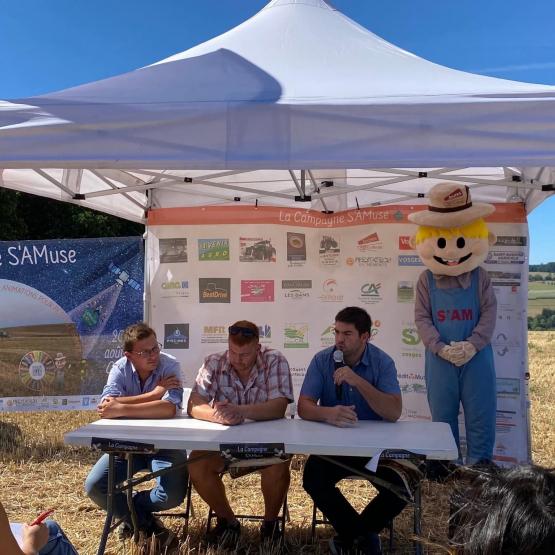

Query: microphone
left=333, top=349, right=344, bottom=400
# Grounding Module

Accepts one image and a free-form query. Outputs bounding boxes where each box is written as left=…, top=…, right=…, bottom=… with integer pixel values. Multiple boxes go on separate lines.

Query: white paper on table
left=10, top=522, right=24, bottom=548
left=364, top=450, right=383, bottom=473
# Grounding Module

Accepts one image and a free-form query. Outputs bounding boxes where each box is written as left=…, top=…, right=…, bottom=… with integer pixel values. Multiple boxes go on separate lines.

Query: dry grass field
left=1, top=331, right=554, bottom=555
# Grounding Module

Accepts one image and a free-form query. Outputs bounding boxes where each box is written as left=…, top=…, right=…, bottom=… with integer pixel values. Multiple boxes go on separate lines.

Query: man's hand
left=97, top=396, right=124, bottom=418
left=22, top=523, right=49, bottom=554
left=333, top=365, right=360, bottom=387
left=325, top=404, right=358, bottom=428
left=151, top=375, right=182, bottom=398
left=213, top=400, right=244, bottom=426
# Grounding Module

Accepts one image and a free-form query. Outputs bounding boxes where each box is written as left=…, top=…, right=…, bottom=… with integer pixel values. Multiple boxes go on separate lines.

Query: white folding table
left=65, top=417, right=457, bottom=554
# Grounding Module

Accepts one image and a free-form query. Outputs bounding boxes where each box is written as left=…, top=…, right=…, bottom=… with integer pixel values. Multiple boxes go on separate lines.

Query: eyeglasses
left=130, top=342, right=162, bottom=358
left=228, top=325, right=258, bottom=338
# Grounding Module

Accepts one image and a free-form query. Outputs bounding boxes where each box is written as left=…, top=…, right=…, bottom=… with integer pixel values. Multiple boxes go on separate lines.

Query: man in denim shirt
left=84, top=322, right=187, bottom=545
left=299, top=307, right=406, bottom=555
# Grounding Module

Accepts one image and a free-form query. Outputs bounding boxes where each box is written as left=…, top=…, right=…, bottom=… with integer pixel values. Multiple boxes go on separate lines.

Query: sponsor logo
left=164, top=323, right=190, bottom=349
left=319, top=279, right=344, bottom=302
left=357, top=232, right=382, bottom=251
left=397, top=281, right=415, bottom=302
left=241, top=280, right=274, bottom=302
left=491, top=331, right=520, bottom=356
left=287, top=232, right=307, bottom=262
left=319, top=235, right=340, bottom=267
left=496, top=378, right=520, bottom=396
left=240, top=238, right=276, bottom=262
left=370, top=319, right=382, bottom=339
left=19, top=351, right=55, bottom=392
left=319, top=235, right=340, bottom=254
left=400, top=324, right=423, bottom=359
left=199, top=278, right=231, bottom=303
left=398, top=236, right=414, bottom=250
left=358, top=283, right=382, bottom=305
left=160, top=279, right=190, bottom=297
left=282, top=280, right=312, bottom=289
left=284, top=289, right=310, bottom=300
left=347, top=256, right=391, bottom=267
left=400, top=382, right=427, bottom=394
left=159, top=238, right=187, bottom=263
left=198, top=238, right=230, bottom=261
left=488, top=271, right=521, bottom=288
left=402, top=326, right=421, bottom=346
left=284, top=324, right=309, bottom=348
left=436, top=308, right=473, bottom=322
left=398, top=255, right=423, bottom=267
left=201, top=325, right=228, bottom=344
left=485, top=250, right=526, bottom=265
left=445, top=187, right=464, bottom=203
left=494, top=236, right=527, bottom=247
left=82, top=397, right=90, bottom=407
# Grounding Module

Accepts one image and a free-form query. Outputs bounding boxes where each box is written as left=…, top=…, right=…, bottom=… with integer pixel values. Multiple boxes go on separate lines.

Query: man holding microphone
left=299, top=306, right=406, bottom=555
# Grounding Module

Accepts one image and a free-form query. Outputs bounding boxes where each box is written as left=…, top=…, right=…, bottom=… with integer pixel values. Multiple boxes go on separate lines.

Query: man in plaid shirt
left=187, top=320, right=293, bottom=548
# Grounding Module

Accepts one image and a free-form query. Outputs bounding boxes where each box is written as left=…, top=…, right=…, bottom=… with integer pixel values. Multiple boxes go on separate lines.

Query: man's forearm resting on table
left=108, top=387, right=169, bottom=404
left=114, top=399, right=177, bottom=418
left=352, top=378, right=402, bottom=422
left=188, top=393, right=288, bottom=422
left=236, top=397, right=288, bottom=421
left=297, top=396, right=336, bottom=423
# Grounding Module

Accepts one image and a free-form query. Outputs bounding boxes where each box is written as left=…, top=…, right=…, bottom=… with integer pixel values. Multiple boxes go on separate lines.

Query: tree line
left=529, top=262, right=555, bottom=273
left=0, top=189, right=143, bottom=241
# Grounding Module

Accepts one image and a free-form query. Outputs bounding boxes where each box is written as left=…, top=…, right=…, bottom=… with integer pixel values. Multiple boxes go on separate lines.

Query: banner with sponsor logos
left=0, top=237, right=144, bottom=412
left=147, top=205, right=530, bottom=465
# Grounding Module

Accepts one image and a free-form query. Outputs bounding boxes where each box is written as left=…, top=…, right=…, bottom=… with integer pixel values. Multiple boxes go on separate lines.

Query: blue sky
left=2, top=0, right=554, bottom=263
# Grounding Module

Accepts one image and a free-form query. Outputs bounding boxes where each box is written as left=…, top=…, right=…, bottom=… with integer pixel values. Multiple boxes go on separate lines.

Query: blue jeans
left=39, top=521, right=78, bottom=555
left=84, top=449, right=188, bottom=528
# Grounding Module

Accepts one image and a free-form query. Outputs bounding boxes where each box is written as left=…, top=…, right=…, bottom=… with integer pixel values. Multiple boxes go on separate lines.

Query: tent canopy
left=1, top=0, right=554, bottom=223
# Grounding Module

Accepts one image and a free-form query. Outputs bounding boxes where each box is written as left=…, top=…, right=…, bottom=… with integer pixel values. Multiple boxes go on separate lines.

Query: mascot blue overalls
left=409, top=182, right=497, bottom=464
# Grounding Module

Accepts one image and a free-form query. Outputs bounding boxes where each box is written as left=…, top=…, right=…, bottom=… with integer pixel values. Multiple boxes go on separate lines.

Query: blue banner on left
left=0, top=237, right=143, bottom=411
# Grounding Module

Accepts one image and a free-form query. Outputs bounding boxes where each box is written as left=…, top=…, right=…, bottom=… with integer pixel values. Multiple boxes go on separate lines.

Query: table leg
left=96, top=453, right=115, bottom=555
left=413, top=482, right=422, bottom=555
left=125, top=454, right=140, bottom=542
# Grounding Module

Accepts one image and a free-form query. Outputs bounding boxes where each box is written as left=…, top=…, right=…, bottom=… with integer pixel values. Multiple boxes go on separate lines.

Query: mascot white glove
left=449, top=341, right=477, bottom=367
left=439, top=345, right=456, bottom=363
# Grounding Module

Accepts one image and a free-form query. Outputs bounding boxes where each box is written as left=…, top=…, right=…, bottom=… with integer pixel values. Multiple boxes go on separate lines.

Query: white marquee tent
left=1, top=0, right=554, bottom=221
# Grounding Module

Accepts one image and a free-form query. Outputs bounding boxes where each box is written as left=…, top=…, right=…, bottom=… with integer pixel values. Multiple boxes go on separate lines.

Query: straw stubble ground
left=1, top=331, right=554, bottom=554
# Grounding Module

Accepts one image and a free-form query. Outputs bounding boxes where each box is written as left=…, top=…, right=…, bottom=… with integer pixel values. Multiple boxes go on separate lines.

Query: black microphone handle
left=336, top=383, right=342, bottom=400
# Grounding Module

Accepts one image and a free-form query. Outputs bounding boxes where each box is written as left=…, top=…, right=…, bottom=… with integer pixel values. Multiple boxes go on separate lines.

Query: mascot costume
left=408, top=182, right=497, bottom=464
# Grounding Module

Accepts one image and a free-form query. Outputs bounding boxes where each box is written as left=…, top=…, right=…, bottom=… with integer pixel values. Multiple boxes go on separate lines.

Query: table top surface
left=64, top=416, right=458, bottom=460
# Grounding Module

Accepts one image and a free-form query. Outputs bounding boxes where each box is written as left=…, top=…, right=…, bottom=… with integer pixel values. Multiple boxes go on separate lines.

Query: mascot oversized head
left=408, top=182, right=496, bottom=276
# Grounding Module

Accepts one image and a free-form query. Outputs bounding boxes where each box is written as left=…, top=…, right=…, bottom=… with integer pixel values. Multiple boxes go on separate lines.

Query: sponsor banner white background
left=147, top=207, right=529, bottom=465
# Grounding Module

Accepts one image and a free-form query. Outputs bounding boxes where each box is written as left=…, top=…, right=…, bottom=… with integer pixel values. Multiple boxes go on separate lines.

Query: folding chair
left=154, top=475, right=194, bottom=534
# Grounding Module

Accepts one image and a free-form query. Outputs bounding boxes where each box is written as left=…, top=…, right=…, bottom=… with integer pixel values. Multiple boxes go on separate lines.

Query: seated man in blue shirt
left=84, top=322, right=187, bottom=546
left=299, top=307, right=407, bottom=555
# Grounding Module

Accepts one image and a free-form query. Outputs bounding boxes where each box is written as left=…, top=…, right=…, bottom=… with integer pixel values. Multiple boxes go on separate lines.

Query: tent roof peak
left=263, top=0, right=336, bottom=11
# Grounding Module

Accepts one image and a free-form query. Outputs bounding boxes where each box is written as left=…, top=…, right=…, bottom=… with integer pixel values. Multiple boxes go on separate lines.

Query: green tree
left=0, top=189, right=28, bottom=239
left=528, top=309, right=555, bottom=331
left=0, top=189, right=143, bottom=240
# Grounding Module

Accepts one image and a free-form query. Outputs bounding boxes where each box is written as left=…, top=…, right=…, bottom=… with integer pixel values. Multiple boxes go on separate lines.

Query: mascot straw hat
left=408, top=182, right=494, bottom=228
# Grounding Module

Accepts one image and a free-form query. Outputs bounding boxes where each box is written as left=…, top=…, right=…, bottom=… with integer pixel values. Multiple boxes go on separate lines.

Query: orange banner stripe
left=147, top=203, right=527, bottom=227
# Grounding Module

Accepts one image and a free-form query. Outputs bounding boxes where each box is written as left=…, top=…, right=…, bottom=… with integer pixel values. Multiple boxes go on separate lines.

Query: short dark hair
left=449, top=464, right=555, bottom=554
left=228, top=320, right=259, bottom=346
left=335, top=306, right=372, bottom=335
left=123, top=322, right=156, bottom=352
